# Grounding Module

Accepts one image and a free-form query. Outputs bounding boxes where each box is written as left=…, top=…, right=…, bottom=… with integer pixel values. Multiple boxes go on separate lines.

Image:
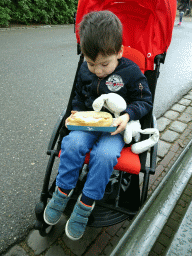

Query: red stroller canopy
left=75, top=0, right=177, bottom=70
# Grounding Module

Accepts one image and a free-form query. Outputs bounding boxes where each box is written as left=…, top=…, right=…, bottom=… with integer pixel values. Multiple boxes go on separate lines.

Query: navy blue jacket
left=72, top=57, right=153, bottom=121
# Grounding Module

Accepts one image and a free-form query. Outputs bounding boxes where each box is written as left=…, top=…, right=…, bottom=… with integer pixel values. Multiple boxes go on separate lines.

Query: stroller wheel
left=39, top=222, right=53, bottom=237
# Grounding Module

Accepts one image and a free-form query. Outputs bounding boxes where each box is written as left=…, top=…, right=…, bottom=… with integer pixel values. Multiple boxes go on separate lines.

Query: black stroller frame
left=34, top=44, right=165, bottom=235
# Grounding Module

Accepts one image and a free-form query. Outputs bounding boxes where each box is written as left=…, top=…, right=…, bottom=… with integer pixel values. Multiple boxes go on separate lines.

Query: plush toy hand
left=124, top=120, right=141, bottom=144
left=93, top=93, right=127, bottom=117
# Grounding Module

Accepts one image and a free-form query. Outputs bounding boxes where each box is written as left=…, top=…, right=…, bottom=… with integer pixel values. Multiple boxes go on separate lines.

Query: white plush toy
left=92, top=93, right=159, bottom=154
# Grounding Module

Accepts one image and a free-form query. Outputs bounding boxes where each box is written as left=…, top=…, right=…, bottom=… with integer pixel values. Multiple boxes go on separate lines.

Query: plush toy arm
left=131, top=128, right=159, bottom=154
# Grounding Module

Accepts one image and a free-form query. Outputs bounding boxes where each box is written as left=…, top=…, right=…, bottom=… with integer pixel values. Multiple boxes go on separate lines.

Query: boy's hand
left=111, top=113, right=130, bottom=135
left=65, top=111, right=78, bottom=127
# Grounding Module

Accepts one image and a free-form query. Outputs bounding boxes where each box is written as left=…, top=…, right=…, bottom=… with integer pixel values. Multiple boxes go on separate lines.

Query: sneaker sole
left=43, top=205, right=62, bottom=226
left=65, top=219, right=83, bottom=241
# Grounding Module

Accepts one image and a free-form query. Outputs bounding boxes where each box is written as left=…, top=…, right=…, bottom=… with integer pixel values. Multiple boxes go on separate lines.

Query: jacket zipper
left=139, top=83, right=143, bottom=98
left=97, top=78, right=102, bottom=95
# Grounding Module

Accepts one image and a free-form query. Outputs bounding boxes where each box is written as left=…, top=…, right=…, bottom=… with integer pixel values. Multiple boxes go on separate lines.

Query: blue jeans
left=56, top=131, right=125, bottom=200
left=180, top=11, right=184, bottom=22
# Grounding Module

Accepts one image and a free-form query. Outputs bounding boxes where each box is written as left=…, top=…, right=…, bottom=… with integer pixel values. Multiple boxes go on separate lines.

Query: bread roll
left=67, top=111, right=113, bottom=127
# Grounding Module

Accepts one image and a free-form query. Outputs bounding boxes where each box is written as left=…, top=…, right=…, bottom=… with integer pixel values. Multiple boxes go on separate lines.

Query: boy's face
left=85, top=47, right=123, bottom=79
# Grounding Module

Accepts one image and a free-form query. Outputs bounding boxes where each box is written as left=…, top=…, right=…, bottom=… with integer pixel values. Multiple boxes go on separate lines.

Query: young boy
left=44, top=10, right=152, bottom=240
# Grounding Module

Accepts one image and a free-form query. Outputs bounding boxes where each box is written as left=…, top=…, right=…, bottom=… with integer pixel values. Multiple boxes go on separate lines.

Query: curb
left=3, top=89, right=192, bottom=256
left=0, top=24, right=73, bottom=31
left=149, top=175, right=192, bottom=256
left=0, top=15, right=192, bottom=31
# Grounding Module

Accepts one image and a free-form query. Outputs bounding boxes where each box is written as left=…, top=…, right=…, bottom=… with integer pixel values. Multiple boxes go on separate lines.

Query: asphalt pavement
left=0, top=16, right=192, bottom=254
left=0, top=24, right=79, bottom=253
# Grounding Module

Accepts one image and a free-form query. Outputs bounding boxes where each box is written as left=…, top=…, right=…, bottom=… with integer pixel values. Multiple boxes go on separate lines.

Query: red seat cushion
left=59, top=147, right=141, bottom=175
left=85, top=147, right=141, bottom=175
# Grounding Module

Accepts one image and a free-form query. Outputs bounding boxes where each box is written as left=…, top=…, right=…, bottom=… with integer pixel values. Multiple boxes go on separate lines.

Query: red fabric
left=59, top=146, right=141, bottom=175
left=123, top=46, right=145, bottom=73
left=75, top=0, right=177, bottom=71
left=84, top=147, right=141, bottom=175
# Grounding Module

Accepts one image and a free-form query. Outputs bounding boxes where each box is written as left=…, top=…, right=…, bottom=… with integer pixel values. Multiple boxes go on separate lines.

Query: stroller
left=34, top=0, right=176, bottom=236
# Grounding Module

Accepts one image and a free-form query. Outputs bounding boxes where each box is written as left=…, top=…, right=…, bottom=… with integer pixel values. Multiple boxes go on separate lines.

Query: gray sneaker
left=65, top=195, right=95, bottom=240
left=44, top=187, right=73, bottom=225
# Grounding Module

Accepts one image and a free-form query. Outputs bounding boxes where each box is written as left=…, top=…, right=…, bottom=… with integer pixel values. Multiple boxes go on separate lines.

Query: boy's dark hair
left=79, top=11, right=123, bottom=61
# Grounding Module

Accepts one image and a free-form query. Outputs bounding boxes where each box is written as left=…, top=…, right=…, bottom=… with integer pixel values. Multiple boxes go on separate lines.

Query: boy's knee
left=92, top=150, right=118, bottom=164
left=61, top=132, right=91, bottom=155
left=62, top=132, right=82, bottom=145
